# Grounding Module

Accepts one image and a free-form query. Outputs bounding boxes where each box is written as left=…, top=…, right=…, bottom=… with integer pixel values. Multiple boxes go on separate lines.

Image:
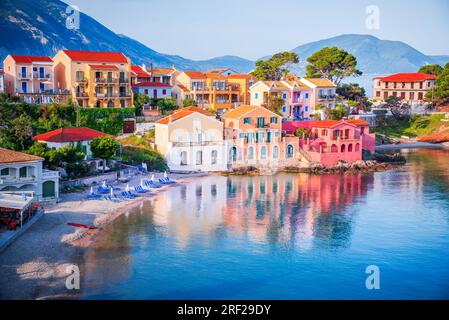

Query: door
left=42, top=181, right=55, bottom=198
left=39, top=67, right=45, bottom=78
left=153, top=89, right=158, bottom=98
left=22, top=82, right=27, bottom=93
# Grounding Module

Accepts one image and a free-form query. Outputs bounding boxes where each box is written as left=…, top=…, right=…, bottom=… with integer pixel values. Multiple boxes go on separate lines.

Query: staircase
left=298, top=147, right=314, bottom=164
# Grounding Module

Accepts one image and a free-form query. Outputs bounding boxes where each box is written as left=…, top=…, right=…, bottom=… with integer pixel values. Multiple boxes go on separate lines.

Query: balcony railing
left=33, top=72, right=51, bottom=79
left=119, top=78, right=129, bottom=84
left=95, top=78, right=106, bottom=83
left=42, top=170, right=59, bottom=179
left=76, top=92, right=89, bottom=97
left=318, top=94, right=336, bottom=100
left=119, top=92, right=131, bottom=97
left=172, top=141, right=223, bottom=147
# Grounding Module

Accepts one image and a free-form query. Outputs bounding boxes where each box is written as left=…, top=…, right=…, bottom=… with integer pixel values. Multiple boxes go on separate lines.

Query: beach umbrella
left=102, top=181, right=107, bottom=188
left=90, top=186, right=94, bottom=194
left=151, top=174, right=155, bottom=181
left=110, top=187, right=114, bottom=197
left=164, top=171, right=167, bottom=178
left=126, top=184, right=130, bottom=192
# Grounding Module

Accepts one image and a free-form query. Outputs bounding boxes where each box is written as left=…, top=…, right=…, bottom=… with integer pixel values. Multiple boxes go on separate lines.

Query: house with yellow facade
left=172, top=71, right=244, bottom=114
left=53, top=50, right=133, bottom=108
left=154, top=107, right=228, bottom=172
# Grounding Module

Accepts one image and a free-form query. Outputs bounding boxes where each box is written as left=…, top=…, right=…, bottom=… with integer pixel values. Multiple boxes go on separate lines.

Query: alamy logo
left=65, top=264, right=80, bottom=290
left=365, top=5, right=380, bottom=30
left=365, top=265, right=380, bottom=290
left=66, top=5, right=80, bottom=30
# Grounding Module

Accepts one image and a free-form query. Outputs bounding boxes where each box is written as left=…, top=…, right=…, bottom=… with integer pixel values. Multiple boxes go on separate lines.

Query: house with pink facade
left=222, top=105, right=299, bottom=170
left=283, top=120, right=376, bottom=167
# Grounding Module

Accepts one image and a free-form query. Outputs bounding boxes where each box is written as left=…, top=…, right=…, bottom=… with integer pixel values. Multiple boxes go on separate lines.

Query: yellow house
left=154, top=107, right=227, bottom=172
left=173, top=71, right=242, bottom=114
left=226, top=74, right=256, bottom=105
left=53, top=50, right=133, bottom=108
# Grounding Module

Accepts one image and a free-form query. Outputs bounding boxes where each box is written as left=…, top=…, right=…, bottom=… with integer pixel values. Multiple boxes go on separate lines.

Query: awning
left=0, top=193, right=34, bottom=210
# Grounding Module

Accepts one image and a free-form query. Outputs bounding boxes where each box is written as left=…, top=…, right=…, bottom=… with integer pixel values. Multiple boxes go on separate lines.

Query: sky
left=65, top=0, right=449, bottom=60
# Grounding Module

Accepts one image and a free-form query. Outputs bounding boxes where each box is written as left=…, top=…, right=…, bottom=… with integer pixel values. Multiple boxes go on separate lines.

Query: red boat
left=67, top=222, right=97, bottom=230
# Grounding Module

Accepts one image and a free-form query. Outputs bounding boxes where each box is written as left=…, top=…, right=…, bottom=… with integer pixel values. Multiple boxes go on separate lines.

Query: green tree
left=323, top=104, right=348, bottom=120
left=9, top=114, right=34, bottom=150
left=426, top=63, right=449, bottom=105
left=251, top=52, right=299, bottom=81
left=306, top=47, right=362, bottom=85
left=157, top=98, right=178, bottom=114
left=27, top=142, right=50, bottom=163
left=133, top=93, right=150, bottom=116
left=294, top=128, right=312, bottom=138
left=418, top=64, right=443, bottom=76
left=90, top=136, right=120, bottom=173
left=182, top=98, right=198, bottom=107
left=336, top=83, right=366, bottom=101
left=264, top=97, right=284, bottom=115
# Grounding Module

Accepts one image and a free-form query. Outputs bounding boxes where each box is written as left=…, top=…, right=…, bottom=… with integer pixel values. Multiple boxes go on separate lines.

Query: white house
left=32, top=127, right=108, bottom=160
left=0, top=147, right=59, bottom=200
left=155, top=107, right=228, bottom=172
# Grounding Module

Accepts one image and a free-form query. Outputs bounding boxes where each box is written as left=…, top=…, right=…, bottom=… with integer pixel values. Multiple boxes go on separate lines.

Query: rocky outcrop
left=284, top=159, right=403, bottom=174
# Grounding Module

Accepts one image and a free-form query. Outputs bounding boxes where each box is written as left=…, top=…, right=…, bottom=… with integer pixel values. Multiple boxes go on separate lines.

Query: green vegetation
left=251, top=52, right=299, bottom=81
left=118, top=133, right=167, bottom=171
left=90, top=136, right=120, bottom=173
left=133, top=93, right=150, bottom=116
left=183, top=98, right=198, bottom=107
left=157, top=98, right=178, bottom=114
left=426, top=63, right=449, bottom=106
left=77, top=107, right=135, bottom=135
left=376, top=114, right=447, bottom=138
left=305, top=47, right=362, bottom=85
left=294, top=128, right=312, bottom=138
left=418, top=64, right=443, bottom=76
left=323, top=104, right=348, bottom=120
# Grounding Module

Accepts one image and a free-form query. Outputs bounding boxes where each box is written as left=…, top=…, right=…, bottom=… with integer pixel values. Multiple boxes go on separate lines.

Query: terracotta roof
left=89, top=64, right=118, bottom=70
left=174, top=106, right=214, bottom=116
left=183, top=71, right=206, bottom=79
left=286, top=80, right=310, bottom=90
left=374, top=73, right=437, bottom=82
left=151, top=68, right=175, bottom=75
left=262, top=81, right=290, bottom=90
left=32, top=127, right=108, bottom=143
left=131, top=65, right=151, bottom=77
left=227, top=74, right=255, bottom=79
left=175, top=83, right=190, bottom=92
left=221, top=105, right=260, bottom=119
left=301, top=78, right=336, bottom=87
left=346, top=119, right=369, bottom=126
left=308, top=119, right=369, bottom=128
left=0, top=148, right=43, bottom=164
left=207, top=68, right=230, bottom=74
left=205, top=73, right=226, bottom=79
left=132, top=81, right=171, bottom=88
left=156, top=110, right=197, bottom=125
left=62, top=50, right=128, bottom=63
left=9, top=55, right=53, bottom=64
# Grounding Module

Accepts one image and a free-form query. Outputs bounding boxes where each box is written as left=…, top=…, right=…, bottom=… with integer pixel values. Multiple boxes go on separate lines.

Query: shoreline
left=0, top=171, right=207, bottom=300
left=376, top=141, right=445, bottom=150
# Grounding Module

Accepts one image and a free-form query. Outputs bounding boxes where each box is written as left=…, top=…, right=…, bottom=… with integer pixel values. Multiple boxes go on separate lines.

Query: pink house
left=283, top=120, right=376, bottom=167
left=222, top=105, right=299, bottom=167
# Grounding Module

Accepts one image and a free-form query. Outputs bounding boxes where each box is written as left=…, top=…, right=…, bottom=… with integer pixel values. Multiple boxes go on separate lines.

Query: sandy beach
left=0, top=171, right=207, bottom=300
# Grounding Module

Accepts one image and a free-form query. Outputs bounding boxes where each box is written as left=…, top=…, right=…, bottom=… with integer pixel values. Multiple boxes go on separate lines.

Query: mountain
left=289, top=34, right=449, bottom=75
left=0, top=0, right=255, bottom=72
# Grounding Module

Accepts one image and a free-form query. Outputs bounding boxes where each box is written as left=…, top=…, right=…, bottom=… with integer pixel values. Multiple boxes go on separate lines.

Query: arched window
left=273, top=146, right=279, bottom=159
left=348, top=144, right=353, bottom=152
left=196, top=151, right=203, bottom=165
left=286, top=145, right=294, bottom=158
left=107, top=100, right=114, bottom=108
left=180, top=151, right=187, bottom=165
left=96, top=101, right=101, bottom=108
left=211, top=150, right=218, bottom=165
left=341, top=144, right=346, bottom=152
left=355, top=143, right=360, bottom=152
left=247, top=146, right=254, bottom=160
left=230, top=147, right=237, bottom=162
left=261, top=146, right=267, bottom=159
left=331, top=144, right=338, bottom=153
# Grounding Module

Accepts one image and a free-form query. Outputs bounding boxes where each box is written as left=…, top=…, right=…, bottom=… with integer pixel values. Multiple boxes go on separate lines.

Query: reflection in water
left=82, top=149, right=449, bottom=299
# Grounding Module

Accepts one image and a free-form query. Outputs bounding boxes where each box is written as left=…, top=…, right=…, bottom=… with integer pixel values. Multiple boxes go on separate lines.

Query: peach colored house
left=3, top=55, right=70, bottom=104
left=283, top=119, right=375, bottom=167
left=53, top=50, right=133, bottom=108
left=222, top=105, right=299, bottom=170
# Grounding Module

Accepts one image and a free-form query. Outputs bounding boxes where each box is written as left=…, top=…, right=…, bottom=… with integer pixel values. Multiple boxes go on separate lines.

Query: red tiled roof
left=283, top=119, right=369, bottom=132
left=131, top=65, right=151, bottom=77
left=132, top=81, right=171, bottom=88
left=62, top=50, right=128, bottom=63
left=346, top=119, right=369, bottom=126
left=10, top=55, right=53, bottom=63
left=155, top=110, right=195, bottom=125
left=174, top=106, right=214, bottom=116
left=375, top=73, right=437, bottom=82
left=184, top=71, right=206, bottom=79
left=32, top=127, right=108, bottom=143
left=227, top=74, right=255, bottom=79
left=0, top=148, right=43, bottom=164
left=88, top=64, right=118, bottom=70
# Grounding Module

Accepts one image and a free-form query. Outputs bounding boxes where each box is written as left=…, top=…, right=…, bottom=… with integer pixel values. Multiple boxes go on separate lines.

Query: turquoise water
left=81, top=148, right=449, bottom=299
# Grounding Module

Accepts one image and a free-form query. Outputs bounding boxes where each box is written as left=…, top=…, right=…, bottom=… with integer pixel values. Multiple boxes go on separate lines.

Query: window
left=19, top=167, right=27, bottom=178
left=305, top=106, right=308, bottom=112
left=286, top=145, right=294, bottom=158
left=180, top=151, right=187, bottom=166
left=282, top=106, right=286, bottom=112
left=331, top=144, right=338, bottom=153
left=0, top=168, right=9, bottom=176
left=270, top=117, right=278, bottom=124
left=211, top=150, right=218, bottom=164
left=418, top=92, right=423, bottom=100
left=243, top=117, right=251, bottom=124
left=162, top=89, right=167, bottom=95
left=376, top=91, right=381, bottom=97
left=196, top=151, right=203, bottom=165
left=348, top=144, right=353, bottom=152
left=411, top=82, right=414, bottom=89
left=40, top=82, right=45, bottom=92
left=260, top=146, right=267, bottom=159
left=355, top=143, right=360, bottom=152
left=305, top=93, right=309, bottom=99
left=21, top=82, right=27, bottom=93
left=76, top=71, right=84, bottom=81
left=144, top=89, right=148, bottom=95
left=341, top=144, right=346, bottom=152
left=255, top=93, right=259, bottom=99
left=257, top=117, right=265, bottom=128
left=247, top=147, right=254, bottom=160
left=21, top=66, right=27, bottom=78
left=273, top=146, right=279, bottom=159
left=282, top=93, right=287, bottom=99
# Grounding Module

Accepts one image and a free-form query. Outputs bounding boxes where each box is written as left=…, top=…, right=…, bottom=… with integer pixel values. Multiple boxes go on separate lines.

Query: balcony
left=33, top=72, right=51, bottom=80
left=95, top=78, right=106, bottom=84
left=42, top=170, right=59, bottom=179
left=76, top=92, right=89, bottom=98
left=106, top=78, right=118, bottom=84
left=119, top=78, right=129, bottom=84
left=119, top=92, right=131, bottom=98
left=318, top=94, right=336, bottom=100
left=172, top=141, right=223, bottom=147
left=76, top=78, right=88, bottom=85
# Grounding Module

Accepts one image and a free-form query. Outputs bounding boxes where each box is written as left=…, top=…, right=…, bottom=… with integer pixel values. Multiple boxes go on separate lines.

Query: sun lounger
left=144, top=180, right=161, bottom=188
left=87, top=193, right=101, bottom=200
left=97, top=186, right=110, bottom=194
left=134, top=185, right=149, bottom=193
